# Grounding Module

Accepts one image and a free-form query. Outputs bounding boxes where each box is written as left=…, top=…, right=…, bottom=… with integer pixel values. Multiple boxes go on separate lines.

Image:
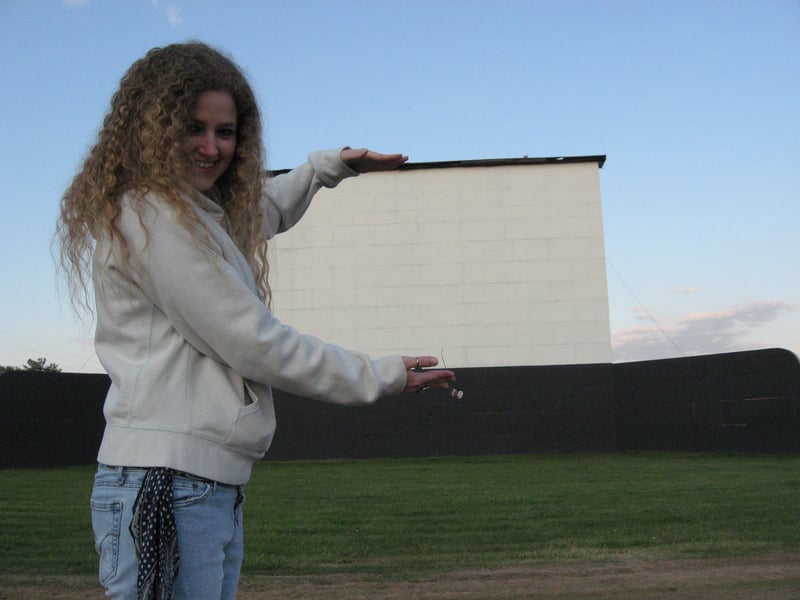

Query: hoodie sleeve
left=261, top=148, right=359, bottom=239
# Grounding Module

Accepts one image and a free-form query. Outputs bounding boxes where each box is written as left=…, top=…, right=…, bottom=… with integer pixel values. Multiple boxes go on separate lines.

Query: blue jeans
left=90, top=464, right=245, bottom=599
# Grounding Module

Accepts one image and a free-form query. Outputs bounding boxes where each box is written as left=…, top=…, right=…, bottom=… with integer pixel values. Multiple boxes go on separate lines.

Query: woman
left=57, top=41, right=454, bottom=599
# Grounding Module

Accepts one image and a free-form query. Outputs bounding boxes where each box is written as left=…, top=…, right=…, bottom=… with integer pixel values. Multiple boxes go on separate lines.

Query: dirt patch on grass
left=238, top=554, right=800, bottom=599
left=4, top=554, right=800, bottom=599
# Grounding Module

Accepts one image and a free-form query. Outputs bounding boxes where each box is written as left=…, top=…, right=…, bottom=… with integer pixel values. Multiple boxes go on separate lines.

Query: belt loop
left=115, top=465, right=125, bottom=485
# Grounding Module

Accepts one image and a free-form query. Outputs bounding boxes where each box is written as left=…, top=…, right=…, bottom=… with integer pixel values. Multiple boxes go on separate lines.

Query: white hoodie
left=93, top=149, right=407, bottom=484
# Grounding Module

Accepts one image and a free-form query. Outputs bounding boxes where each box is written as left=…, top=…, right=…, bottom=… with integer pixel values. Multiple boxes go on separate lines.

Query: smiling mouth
left=191, top=159, right=216, bottom=170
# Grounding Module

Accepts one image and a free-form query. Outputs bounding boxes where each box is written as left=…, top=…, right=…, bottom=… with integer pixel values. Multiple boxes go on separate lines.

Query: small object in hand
left=451, top=388, right=464, bottom=399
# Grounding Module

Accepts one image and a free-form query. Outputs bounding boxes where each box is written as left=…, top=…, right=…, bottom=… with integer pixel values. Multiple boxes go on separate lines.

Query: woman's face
left=182, top=90, right=237, bottom=192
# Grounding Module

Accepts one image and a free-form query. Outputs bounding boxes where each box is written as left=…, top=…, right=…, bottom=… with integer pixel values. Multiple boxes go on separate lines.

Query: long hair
left=56, top=41, right=270, bottom=312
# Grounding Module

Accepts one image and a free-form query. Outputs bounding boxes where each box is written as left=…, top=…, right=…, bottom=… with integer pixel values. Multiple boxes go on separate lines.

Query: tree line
left=0, top=357, right=61, bottom=374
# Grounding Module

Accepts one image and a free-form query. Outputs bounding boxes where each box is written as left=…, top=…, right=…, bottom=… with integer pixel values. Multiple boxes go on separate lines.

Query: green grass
left=2, top=453, right=799, bottom=578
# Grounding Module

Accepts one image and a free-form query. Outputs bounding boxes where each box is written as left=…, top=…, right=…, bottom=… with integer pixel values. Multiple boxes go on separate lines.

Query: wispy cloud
left=64, top=0, right=183, bottom=26
left=672, top=286, right=700, bottom=296
left=612, top=300, right=795, bottom=362
left=150, top=0, right=184, bottom=27
left=164, top=4, right=184, bottom=26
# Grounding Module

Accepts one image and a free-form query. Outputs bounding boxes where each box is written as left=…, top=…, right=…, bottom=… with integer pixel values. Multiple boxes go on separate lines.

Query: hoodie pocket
left=225, top=383, right=276, bottom=457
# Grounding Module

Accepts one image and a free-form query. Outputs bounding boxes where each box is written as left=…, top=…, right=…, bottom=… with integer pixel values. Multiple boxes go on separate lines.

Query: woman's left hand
left=341, top=148, right=409, bottom=173
left=402, top=356, right=456, bottom=393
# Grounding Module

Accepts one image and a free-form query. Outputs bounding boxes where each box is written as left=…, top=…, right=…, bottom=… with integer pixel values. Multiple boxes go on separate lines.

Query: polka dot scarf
left=129, top=468, right=179, bottom=599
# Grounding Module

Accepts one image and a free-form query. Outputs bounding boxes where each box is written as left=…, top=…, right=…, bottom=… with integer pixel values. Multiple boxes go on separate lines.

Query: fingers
left=404, top=372, right=455, bottom=394
left=403, top=355, right=439, bottom=371
left=369, top=152, right=409, bottom=170
left=420, top=375, right=456, bottom=391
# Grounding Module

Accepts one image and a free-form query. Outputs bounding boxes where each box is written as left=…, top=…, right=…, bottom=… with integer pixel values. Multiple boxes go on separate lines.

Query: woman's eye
left=218, top=128, right=236, bottom=138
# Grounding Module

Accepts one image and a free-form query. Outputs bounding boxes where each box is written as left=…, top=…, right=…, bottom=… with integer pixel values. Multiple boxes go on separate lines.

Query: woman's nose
left=199, top=133, right=219, bottom=157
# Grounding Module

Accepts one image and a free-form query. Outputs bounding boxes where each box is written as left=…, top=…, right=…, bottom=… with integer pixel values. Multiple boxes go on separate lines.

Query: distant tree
left=22, top=357, right=61, bottom=372
left=0, top=365, right=17, bottom=374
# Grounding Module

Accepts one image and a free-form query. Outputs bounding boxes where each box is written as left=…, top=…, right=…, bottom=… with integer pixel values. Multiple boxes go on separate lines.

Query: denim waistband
left=171, top=469, right=239, bottom=489
left=98, top=464, right=240, bottom=488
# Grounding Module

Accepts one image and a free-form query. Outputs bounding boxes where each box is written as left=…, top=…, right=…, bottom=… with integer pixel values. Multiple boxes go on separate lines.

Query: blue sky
left=1, top=0, right=798, bottom=372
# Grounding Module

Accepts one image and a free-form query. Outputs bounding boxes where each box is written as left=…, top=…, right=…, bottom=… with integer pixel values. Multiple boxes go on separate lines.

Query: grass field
left=2, top=452, right=800, bottom=598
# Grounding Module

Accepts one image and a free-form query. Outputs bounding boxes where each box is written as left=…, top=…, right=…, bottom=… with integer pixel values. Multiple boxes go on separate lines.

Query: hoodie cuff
left=308, top=147, right=360, bottom=188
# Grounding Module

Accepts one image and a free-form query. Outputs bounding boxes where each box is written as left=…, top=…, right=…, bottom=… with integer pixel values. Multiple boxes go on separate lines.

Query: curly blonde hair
left=57, top=41, right=270, bottom=311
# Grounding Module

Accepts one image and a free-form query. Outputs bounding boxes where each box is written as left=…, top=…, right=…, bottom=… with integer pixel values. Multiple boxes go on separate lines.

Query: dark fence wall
left=614, top=348, right=800, bottom=453
left=0, top=372, right=107, bottom=468
left=1, top=348, right=798, bottom=467
left=266, top=363, right=616, bottom=461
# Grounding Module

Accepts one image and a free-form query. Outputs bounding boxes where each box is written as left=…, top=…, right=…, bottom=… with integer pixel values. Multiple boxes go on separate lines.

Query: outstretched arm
left=262, top=148, right=407, bottom=239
